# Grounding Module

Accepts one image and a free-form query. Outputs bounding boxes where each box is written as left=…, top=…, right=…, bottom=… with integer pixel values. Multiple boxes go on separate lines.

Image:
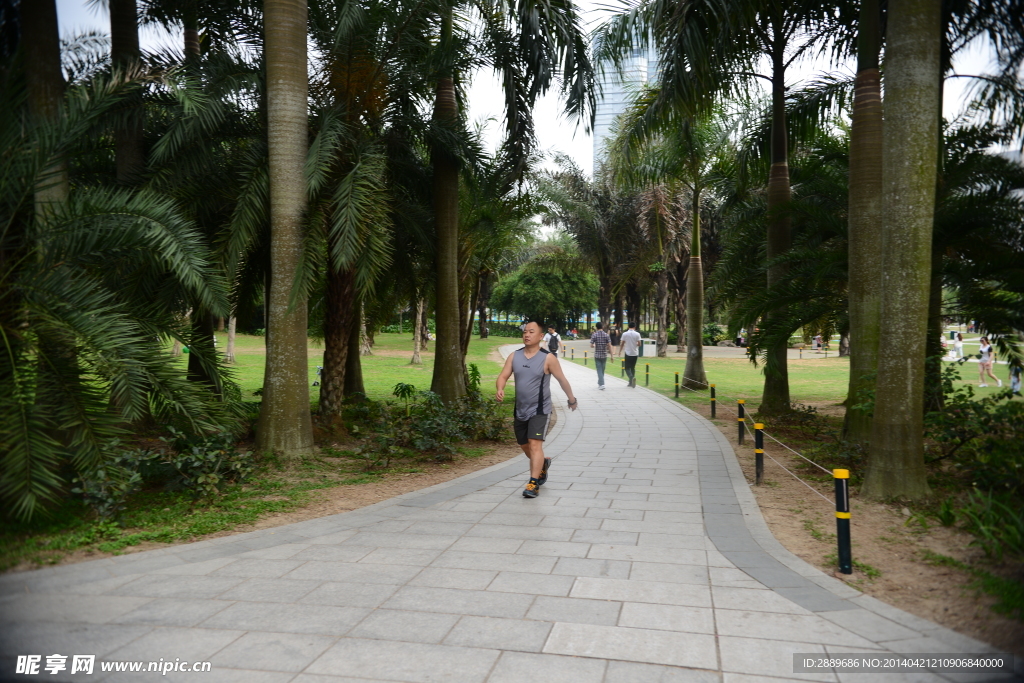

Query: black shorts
left=513, top=413, right=549, bottom=445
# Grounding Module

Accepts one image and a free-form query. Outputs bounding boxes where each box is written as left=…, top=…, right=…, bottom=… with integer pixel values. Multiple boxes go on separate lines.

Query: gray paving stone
left=357, top=547, right=443, bottom=566
left=561, top=559, right=639, bottom=589
left=638, top=533, right=707, bottom=550
left=289, top=545, right=375, bottom=562
left=152, top=557, right=239, bottom=576
left=0, top=621, right=153, bottom=659
left=587, top=544, right=707, bottom=566
left=201, top=600, right=369, bottom=635
left=517, top=540, right=590, bottom=558
left=210, top=558, right=306, bottom=578
left=106, top=574, right=243, bottom=599
left=711, top=586, right=812, bottom=615
left=281, top=561, right=422, bottom=585
left=487, top=571, right=575, bottom=596
left=110, top=598, right=234, bottom=627
left=408, top=567, right=498, bottom=590
left=538, top=515, right=605, bottom=530
left=305, top=637, right=499, bottom=682
left=297, top=581, right=400, bottom=608
left=381, top=586, right=535, bottom=618
left=488, top=651, right=606, bottom=683
left=619, top=602, right=715, bottom=633
left=234, top=543, right=312, bottom=560
left=464, top=524, right=573, bottom=541
left=218, top=577, right=321, bottom=603
left=629, top=562, right=709, bottom=585
left=571, top=529, right=640, bottom=545
left=572, top=577, right=712, bottom=608
left=525, top=596, right=622, bottom=626
left=104, top=625, right=244, bottom=661
left=340, top=531, right=458, bottom=549
left=605, top=660, right=722, bottom=683
left=347, top=609, right=460, bottom=644
left=717, top=635, right=832, bottom=681
left=2, top=593, right=154, bottom=624
left=584, top=508, right=646, bottom=521
left=545, top=622, right=718, bottom=669
left=212, top=631, right=336, bottom=673
left=450, top=536, right=524, bottom=554
left=430, top=550, right=557, bottom=574
left=443, top=615, right=551, bottom=652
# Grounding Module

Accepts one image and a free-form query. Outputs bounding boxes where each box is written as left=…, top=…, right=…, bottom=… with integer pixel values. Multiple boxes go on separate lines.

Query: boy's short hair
left=595, top=322, right=603, bottom=329
left=628, top=322, right=637, bottom=329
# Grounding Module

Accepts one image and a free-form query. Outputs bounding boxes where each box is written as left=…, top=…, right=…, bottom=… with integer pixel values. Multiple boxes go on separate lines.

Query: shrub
left=71, top=447, right=155, bottom=521
left=702, top=322, right=724, bottom=346
left=161, top=427, right=255, bottom=500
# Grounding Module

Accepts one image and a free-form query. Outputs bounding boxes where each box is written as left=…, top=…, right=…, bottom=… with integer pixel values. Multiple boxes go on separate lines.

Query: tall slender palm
left=597, top=0, right=841, bottom=414
left=256, top=0, right=314, bottom=456
left=862, top=0, right=941, bottom=500
left=609, top=97, right=734, bottom=387
left=426, top=0, right=593, bottom=404
left=844, top=0, right=883, bottom=448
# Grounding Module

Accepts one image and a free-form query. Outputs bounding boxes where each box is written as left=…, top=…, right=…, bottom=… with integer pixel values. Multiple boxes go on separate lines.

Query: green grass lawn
left=180, top=330, right=519, bottom=405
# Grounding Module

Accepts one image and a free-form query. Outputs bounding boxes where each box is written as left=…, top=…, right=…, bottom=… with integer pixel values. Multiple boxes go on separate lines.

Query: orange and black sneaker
left=523, top=478, right=540, bottom=498
left=538, top=458, right=552, bottom=486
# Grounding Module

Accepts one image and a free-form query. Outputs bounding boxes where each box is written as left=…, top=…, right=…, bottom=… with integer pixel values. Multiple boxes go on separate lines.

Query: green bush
left=71, top=447, right=154, bottom=521
left=956, top=489, right=1024, bottom=560
left=703, top=322, right=724, bottom=346
left=161, top=427, right=255, bottom=500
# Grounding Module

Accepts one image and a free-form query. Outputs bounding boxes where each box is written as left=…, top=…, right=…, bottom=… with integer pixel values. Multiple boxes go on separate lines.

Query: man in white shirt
left=620, top=322, right=642, bottom=388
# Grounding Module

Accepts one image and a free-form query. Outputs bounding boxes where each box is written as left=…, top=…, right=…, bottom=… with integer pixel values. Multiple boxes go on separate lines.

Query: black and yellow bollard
left=674, top=372, right=679, bottom=398
left=737, top=399, right=746, bottom=444
left=710, top=384, right=716, bottom=418
left=834, top=469, right=852, bottom=574
left=645, top=363, right=650, bottom=386
left=620, top=358, right=625, bottom=377
left=571, top=348, right=574, bottom=360
left=754, top=423, right=764, bottom=485
left=799, top=347, right=802, bottom=359
left=584, top=351, right=588, bottom=366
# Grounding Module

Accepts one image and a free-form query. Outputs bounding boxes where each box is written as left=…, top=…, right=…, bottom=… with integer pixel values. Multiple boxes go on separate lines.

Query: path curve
left=0, top=349, right=1017, bottom=682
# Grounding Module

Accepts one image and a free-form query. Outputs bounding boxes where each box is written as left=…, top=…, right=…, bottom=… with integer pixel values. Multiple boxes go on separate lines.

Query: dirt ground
left=702, top=412, right=1024, bottom=657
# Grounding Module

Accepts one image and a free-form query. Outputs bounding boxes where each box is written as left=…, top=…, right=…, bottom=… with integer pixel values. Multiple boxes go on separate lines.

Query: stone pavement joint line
left=0, top=346, right=1017, bottom=683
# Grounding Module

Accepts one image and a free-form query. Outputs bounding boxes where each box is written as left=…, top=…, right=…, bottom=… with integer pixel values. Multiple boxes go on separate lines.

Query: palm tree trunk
left=345, top=303, right=366, bottom=398
left=626, top=282, right=641, bottom=326
left=183, top=0, right=200, bottom=60
left=862, top=0, right=940, bottom=500
left=655, top=269, right=669, bottom=357
left=429, top=59, right=467, bottom=402
left=225, top=315, right=236, bottom=363
left=478, top=273, right=490, bottom=338
left=23, top=0, right=68, bottom=209
left=110, top=0, right=144, bottom=185
left=614, top=290, right=624, bottom=328
left=843, top=0, right=884, bottom=447
left=683, top=190, right=707, bottom=389
left=759, top=35, right=793, bottom=415
left=671, top=256, right=688, bottom=353
left=318, top=267, right=356, bottom=417
left=411, top=297, right=424, bottom=364
left=187, top=310, right=220, bottom=395
left=420, top=301, right=430, bottom=350
left=923, top=254, right=945, bottom=412
left=256, top=0, right=314, bottom=456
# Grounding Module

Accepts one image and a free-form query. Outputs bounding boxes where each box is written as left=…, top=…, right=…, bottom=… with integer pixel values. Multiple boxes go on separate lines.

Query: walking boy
left=496, top=322, right=578, bottom=498
left=590, top=322, right=613, bottom=389
left=621, top=322, right=642, bottom=387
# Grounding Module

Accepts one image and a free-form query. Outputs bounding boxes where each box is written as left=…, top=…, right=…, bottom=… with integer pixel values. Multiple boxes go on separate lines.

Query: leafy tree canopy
left=491, top=254, right=598, bottom=333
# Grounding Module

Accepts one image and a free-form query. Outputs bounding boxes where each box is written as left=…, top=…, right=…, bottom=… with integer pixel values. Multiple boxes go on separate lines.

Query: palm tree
left=0, top=70, right=231, bottom=519
left=844, top=0, right=883, bottom=447
left=597, top=0, right=842, bottom=414
left=256, top=0, right=315, bottom=456
left=426, top=0, right=593, bottom=404
left=862, top=0, right=941, bottom=500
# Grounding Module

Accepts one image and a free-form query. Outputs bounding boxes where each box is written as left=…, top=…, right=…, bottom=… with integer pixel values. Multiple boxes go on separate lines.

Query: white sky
left=57, top=0, right=996, bottom=179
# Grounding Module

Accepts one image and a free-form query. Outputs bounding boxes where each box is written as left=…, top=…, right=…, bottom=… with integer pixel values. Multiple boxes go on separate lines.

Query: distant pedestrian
left=1010, top=364, right=1022, bottom=396
left=953, top=332, right=963, bottom=360
left=621, top=322, right=642, bottom=388
left=495, top=321, right=578, bottom=498
left=546, top=326, right=561, bottom=355
left=609, top=324, right=622, bottom=354
left=590, top=322, right=613, bottom=390
left=978, top=336, right=1001, bottom=388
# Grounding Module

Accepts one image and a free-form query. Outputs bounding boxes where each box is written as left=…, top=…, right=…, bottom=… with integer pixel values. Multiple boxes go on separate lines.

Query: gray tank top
left=512, top=347, right=552, bottom=421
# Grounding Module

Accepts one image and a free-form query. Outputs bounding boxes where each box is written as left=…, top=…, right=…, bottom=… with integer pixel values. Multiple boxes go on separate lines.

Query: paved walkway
left=1, top=350, right=1017, bottom=682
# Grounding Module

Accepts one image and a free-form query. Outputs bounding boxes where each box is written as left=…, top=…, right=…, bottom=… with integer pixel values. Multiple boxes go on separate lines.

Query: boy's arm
left=546, top=353, right=577, bottom=410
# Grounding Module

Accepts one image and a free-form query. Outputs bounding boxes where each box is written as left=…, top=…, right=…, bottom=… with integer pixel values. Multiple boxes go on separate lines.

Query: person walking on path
left=609, top=324, right=621, bottom=354
left=621, top=322, right=642, bottom=388
left=546, top=326, right=561, bottom=355
left=953, top=332, right=964, bottom=360
left=589, top=322, right=613, bottom=390
left=978, top=336, right=1002, bottom=387
left=496, top=321, right=578, bottom=498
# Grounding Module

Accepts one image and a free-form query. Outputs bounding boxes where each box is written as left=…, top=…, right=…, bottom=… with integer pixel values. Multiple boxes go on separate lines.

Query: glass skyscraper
left=592, top=47, right=660, bottom=169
